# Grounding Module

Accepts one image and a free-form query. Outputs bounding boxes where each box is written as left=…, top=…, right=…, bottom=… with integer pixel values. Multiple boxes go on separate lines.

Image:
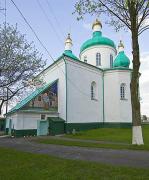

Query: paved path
left=0, top=137, right=149, bottom=168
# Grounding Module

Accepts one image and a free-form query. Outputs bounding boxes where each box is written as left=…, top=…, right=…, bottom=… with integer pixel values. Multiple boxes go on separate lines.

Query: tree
left=74, top=0, right=149, bottom=145
left=142, top=115, right=147, bottom=122
left=0, top=24, right=45, bottom=115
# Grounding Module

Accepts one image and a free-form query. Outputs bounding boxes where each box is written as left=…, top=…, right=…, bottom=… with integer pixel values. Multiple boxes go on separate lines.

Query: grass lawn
left=0, top=147, right=149, bottom=180
left=66, top=127, right=132, bottom=143
left=35, top=125, right=149, bottom=151
left=36, top=137, right=149, bottom=151
left=66, top=125, right=149, bottom=144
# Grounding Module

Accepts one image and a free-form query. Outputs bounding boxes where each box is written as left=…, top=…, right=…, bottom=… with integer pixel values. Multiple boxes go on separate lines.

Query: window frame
left=91, top=81, right=97, bottom=100
left=41, top=114, right=46, bottom=120
left=110, top=54, right=113, bottom=68
left=96, top=53, right=101, bottom=66
left=84, top=56, right=87, bottom=63
left=120, top=83, right=127, bottom=100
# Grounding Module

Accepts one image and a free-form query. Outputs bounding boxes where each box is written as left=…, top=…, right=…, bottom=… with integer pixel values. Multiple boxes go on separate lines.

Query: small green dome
left=113, top=51, right=130, bottom=68
left=63, top=50, right=79, bottom=61
left=80, top=31, right=116, bottom=53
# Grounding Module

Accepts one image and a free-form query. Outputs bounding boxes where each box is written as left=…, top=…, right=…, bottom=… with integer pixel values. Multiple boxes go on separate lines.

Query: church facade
left=5, top=19, right=132, bottom=137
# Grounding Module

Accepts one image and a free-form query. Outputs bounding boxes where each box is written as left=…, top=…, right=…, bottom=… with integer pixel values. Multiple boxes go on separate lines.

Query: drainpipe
left=63, top=56, right=68, bottom=125
left=102, top=72, right=105, bottom=125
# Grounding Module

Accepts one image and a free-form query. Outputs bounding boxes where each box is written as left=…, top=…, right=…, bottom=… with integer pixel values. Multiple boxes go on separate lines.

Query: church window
left=120, top=83, right=126, bottom=100
left=41, top=114, right=46, bottom=120
left=84, top=56, right=87, bottom=63
left=91, top=81, right=96, bottom=100
left=96, top=53, right=101, bottom=66
left=110, top=54, right=113, bottom=68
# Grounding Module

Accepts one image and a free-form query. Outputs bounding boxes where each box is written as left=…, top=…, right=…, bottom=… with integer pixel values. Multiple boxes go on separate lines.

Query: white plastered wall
left=6, top=113, right=40, bottom=130
left=15, top=113, right=40, bottom=130
left=80, top=46, right=116, bottom=69
left=6, top=113, right=18, bottom=129
left=6, top=112, right=58, bottom=130
left=66, top=59, right=103, bottom=123
left=104, top=70, right=132, bottom=123
left=38, top=59, right=66, bottom=120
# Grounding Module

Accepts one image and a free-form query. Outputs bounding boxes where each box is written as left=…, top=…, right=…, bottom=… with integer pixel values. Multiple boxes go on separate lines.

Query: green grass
left=0, top=147, right=149, bottom=180
left=35, top=125, right=149, bottom=151
left=66, top=127, right=132, bottom=143
left=36, top=137, right=149, bottom=151
left=66, top=125, right=149, bottom=144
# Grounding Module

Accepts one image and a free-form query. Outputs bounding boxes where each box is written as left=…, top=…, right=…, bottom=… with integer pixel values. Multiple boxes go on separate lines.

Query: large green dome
left=80, top=31, right=116, bottom=53
left=113, top=51, right=130, bottom=68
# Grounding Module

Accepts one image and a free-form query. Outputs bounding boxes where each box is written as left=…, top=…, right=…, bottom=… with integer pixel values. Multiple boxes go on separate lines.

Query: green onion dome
left=113, top=51, right=130, bottom=68
left=80, top=31, right=116, bottom=53
left=113, top=41, right=130, bottom=68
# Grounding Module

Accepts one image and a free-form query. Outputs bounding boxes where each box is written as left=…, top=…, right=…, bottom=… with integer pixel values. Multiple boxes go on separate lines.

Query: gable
left=7, top=79, right=58, bottom=115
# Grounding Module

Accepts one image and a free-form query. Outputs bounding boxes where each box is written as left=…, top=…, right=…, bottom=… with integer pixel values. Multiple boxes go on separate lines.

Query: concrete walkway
left=0, top=137, right=149, bottom=168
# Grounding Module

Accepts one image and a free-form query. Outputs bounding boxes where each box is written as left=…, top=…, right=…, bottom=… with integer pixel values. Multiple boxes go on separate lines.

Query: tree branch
left=98, top=0, right=131, bottom=29
left=138, top=2, right=149, bottom=29
left=138, top=25, right=149, bottom=35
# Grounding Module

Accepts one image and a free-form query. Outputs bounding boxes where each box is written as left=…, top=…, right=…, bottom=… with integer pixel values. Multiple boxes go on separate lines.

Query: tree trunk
left=131, top=29, right=144, bottom=145
left=0, top=101, right=4, bottom=116
left=0, top=106, right=2, bottom=116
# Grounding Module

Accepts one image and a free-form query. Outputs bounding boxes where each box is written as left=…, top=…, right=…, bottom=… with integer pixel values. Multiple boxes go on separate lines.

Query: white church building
left=6, top=19, right=132, bottom=137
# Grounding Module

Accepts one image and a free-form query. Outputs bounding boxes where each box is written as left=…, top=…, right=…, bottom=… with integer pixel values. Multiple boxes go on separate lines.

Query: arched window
left=91, top=81, right=96, bottom=100
left=96, top=53, right=101, bottom=66
left=120, top=83, right=126, bottom=99
left=110, top=54, right=113, bottom=68
left=84, top=56, right=87, bottom=63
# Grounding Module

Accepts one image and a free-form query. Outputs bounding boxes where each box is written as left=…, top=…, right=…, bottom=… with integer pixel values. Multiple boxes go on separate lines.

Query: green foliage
left=0, top=147, right=149, bottom=179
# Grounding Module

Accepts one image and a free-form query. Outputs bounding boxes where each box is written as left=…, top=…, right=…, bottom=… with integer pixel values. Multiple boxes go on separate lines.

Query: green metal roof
left=63, top=50, right=79, bottom=61
left=36, top=51, right=79, bottom=78
left=104, top=67, right=132, bottom=71
left=48, top=117, right=65, bottom=122
left=7, top=79, right=58, bottom=115
left=20, top=107, right=58, bottom=113
left=113, top=51, right=130, bottom=68
left=80, top=31, right=116, bottom=53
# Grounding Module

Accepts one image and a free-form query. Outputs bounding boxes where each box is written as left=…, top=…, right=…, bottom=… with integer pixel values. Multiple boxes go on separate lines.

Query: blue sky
left=1, top=0, right=149, bottom=116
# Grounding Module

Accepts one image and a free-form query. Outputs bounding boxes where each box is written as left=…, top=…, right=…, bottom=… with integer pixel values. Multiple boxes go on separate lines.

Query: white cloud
left=83, top=23, right=92, bottom=30
left=138, top=15, right=149, bottom=28
left=143, top=18, right=149, bottom=27
left=140, top=52, right=149, bottom=116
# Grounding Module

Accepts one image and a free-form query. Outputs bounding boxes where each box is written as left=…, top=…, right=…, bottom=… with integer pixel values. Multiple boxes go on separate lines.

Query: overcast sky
left=1, top=0, right=149, bottom=116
